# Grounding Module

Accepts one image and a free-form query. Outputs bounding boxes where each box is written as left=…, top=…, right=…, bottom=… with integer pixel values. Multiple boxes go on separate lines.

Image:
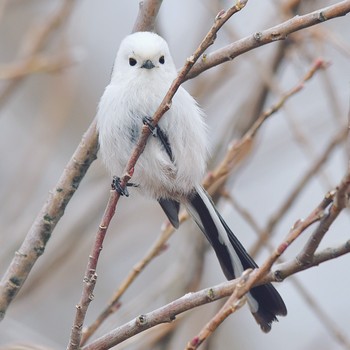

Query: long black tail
left=185, top=186, right=287, bottom=332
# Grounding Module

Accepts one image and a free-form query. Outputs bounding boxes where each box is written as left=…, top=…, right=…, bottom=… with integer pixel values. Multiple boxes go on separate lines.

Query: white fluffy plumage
left=97, top=31, right=208, bottom=200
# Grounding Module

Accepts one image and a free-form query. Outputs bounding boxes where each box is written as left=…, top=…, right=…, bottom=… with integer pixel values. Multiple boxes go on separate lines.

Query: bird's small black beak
left=141, top=59, right=155, bottom=69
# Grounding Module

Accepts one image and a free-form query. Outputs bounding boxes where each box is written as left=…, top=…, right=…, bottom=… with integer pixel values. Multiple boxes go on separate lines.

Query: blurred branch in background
left=132, top=0, right=163, bottom=33
left=0, top=0, right=83, bottom=320
left=250, top=126, right=347, bottom=257
left=0, top=0, right=350, bottom=349
left=185, top=0, right=350, bottom=81
left=0, top=51, right=80, bottom=80
left=0, top=0, right=76, bottom=107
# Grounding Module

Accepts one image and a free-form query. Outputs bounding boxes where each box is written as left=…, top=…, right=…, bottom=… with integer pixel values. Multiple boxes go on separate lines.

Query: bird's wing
left=158, top=198, right=180, bottom=228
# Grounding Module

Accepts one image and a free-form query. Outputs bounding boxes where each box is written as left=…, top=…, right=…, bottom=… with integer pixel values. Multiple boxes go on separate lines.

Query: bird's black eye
left=159, top=56, right=165, bottom=64
left=129, top=58, right=137, bottom=66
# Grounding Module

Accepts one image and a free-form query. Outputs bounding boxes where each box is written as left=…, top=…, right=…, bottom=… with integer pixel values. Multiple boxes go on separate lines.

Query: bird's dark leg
left=111, top=176, right=138, bottom=197
left=143, top=116, right=173, bottom=162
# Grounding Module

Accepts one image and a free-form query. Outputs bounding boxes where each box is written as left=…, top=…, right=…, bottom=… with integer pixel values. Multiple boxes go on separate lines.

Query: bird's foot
left=142, top=116, right=158, bottom=137
left=111, top=176, right=138, bottom=197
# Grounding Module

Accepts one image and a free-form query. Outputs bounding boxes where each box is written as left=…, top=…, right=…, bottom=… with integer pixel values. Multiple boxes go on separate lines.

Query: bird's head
left=112, top=31, right=177, bottom=81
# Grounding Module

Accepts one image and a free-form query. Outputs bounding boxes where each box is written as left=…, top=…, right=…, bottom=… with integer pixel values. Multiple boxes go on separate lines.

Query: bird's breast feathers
left=98, top=83, right=208, bottom=199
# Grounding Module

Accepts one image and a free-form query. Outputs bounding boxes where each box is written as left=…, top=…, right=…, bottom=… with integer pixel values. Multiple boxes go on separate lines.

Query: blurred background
left=0, top=0, right=350, bottom=349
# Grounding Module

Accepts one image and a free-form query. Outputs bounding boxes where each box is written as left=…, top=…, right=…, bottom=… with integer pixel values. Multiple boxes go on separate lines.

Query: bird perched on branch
left=97, top=31, right=287, bottom=332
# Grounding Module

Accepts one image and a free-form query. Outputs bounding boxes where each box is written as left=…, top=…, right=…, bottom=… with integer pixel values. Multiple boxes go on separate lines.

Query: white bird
left=97, top=31, right=287, bottom=332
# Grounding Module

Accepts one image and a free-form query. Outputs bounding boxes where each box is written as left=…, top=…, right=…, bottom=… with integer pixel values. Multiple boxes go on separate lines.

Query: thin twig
left=203, top=59, right=328, bottom=196
left=185, top=0, right=350, bottom=80
left=273, top=239, right=350, bottom=280
left=79, top=212, right=188, bottom=345
left=0, top=52, right=79, bottom=80
left=185, top=271, right=250, bottom=350
left=250, top=127, right=348, bottom=257
left=66, top=191, right=121, bottom=350
left=297, top=171, right=350, bottom=263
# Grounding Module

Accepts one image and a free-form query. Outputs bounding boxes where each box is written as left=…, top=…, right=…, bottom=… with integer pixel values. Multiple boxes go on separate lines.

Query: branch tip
left=235, top=0, right=248, bottom=11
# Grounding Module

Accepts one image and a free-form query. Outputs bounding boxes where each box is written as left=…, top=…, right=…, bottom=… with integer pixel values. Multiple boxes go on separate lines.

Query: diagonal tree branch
left=0, top=119, right=98, bottom=322
left=250, top=126, right=348, bottom=257
left=297, top=170, right=350, bottom=264
left=185, top=0, right=350, bottom=80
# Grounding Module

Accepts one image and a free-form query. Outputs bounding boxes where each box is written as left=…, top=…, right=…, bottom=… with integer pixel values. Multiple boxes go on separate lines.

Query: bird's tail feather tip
left=253, top=312, right=275, bottom=333
left=252, top=297, right=288, bottom=333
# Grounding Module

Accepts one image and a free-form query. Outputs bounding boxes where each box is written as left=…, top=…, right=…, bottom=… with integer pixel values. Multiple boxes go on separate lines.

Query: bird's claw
left=111, top=176, right=139, bottom=197
left=143, top=116, right=158, bottom=137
